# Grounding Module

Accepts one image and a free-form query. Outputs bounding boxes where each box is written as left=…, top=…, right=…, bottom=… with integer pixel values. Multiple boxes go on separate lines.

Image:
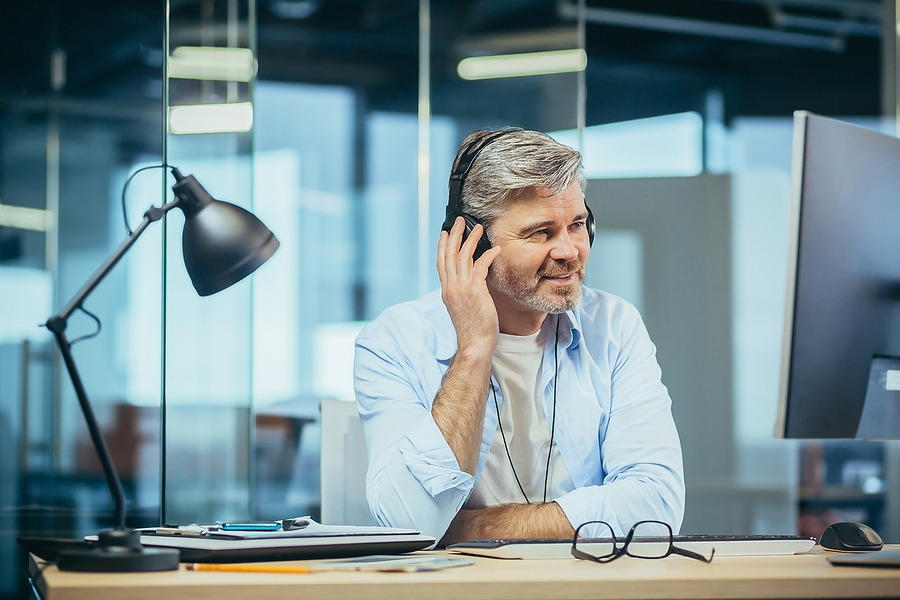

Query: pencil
left=187, top=563, right=311, bottom=574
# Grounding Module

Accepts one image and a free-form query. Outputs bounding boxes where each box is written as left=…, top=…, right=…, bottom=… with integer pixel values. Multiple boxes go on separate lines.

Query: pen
left=187, top=563, right=310, bottom=574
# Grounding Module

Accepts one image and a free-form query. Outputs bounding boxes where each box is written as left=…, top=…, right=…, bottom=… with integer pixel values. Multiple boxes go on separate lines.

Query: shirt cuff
left=398, top=412, right=476, bottom=497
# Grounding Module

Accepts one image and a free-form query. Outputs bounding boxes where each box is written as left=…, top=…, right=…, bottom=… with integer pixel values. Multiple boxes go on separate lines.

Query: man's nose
left=550, top=232, right=578, bottom=261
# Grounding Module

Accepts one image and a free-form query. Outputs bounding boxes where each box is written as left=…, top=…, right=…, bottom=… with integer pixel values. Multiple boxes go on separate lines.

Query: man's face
left=486, top=184, right=591, bottom=317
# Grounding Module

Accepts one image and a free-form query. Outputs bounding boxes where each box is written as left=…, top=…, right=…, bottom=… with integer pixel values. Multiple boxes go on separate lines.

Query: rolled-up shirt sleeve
left=354, top=326, right=474, bottom=541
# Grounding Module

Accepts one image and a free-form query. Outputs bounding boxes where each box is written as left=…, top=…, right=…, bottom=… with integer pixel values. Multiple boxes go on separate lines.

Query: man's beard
left=488, top=256, right=584, bottom=314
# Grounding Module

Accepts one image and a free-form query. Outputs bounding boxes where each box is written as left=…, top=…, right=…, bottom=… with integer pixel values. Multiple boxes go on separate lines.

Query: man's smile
left=536, top=261, right=583, bottom=287
left=541, top=272, right=577, bottom=285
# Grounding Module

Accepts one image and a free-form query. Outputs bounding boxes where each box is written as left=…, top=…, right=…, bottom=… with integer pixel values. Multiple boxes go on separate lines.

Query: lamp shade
left=171, top=168, right=279, bottom=296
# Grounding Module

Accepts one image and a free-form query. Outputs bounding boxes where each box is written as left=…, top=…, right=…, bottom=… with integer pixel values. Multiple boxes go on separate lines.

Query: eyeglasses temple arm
left=671, top=545, right=715, bottom=563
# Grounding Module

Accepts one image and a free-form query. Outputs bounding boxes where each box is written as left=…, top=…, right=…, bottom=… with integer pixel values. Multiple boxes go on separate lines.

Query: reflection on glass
left=0, top=204, right=53, bottom=232
left=168, top=46, right=257, bottom=82
left=169, top=102, right=254, bottom=134
left=457, top=48, right=587, bottom=80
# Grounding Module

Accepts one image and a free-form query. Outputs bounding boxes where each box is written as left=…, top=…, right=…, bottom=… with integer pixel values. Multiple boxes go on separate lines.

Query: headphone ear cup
left=586, top=205, right=595, bottom=247
left=462, top=214, right=492, bottom=261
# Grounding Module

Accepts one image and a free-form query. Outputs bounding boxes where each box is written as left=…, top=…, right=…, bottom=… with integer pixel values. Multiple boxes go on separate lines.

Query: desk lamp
left=43, top=166, right=279, bottom=572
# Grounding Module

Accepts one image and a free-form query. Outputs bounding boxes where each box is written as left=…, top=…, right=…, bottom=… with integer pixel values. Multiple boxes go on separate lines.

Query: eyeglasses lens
left=625, top=521, right=671, bottom=558
left=573, top=521, right=616, bottom=560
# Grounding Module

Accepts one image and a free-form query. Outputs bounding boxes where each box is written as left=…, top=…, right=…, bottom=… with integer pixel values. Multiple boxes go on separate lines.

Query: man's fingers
left=473, top=245, right=501, bottom=277
left=439, top=217, right=497, bottom=328
left=457, top=222, right=483, bottom=270
left=441, top=218, right=464, bottom=280
left=449, top=216, right=465, bottom=247
left=437, top=230, right=449, bottom=284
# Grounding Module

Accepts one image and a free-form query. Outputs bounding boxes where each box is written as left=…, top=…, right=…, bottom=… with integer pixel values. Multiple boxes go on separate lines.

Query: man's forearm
left=439, top=502, right=575, bottom=546
left=431, top=350, right=492, bottom=475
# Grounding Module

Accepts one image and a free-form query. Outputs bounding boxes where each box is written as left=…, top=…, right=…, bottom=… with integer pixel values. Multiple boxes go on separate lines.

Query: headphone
left=442, top=128, right=595, bottom=260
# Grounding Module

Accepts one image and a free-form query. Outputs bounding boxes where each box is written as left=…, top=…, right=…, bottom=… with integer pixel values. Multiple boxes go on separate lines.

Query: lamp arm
left=51, top=327, right=129, bottom=528
left=44, top=198, right=181, bottom=530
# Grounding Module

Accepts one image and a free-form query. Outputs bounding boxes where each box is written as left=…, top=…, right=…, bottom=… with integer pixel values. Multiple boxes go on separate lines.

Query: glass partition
left=163, top=0, right=257, bottom=525
left=0, top=3, right=166, bottom=597
left=249, top=0, right=422, bottom=521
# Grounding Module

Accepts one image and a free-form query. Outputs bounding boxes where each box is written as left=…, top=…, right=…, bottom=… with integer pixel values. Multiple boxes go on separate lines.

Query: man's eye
left=531, top=229, right=549, bottom=239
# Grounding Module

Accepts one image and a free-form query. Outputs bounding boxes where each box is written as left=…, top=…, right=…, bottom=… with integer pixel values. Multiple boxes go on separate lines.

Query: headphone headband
left=445, top=127, right=523, bottom=231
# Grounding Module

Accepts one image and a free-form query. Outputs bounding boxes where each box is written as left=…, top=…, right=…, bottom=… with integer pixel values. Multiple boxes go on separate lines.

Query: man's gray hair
left=452, top=128, right=586, bottom=230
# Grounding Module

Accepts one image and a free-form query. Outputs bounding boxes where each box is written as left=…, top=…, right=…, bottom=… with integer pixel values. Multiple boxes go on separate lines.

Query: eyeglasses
left=571, top=520, right=714, bottom=564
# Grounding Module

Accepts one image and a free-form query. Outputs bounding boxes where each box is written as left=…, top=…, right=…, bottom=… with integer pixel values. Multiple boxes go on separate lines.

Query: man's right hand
left=437, top=216, right=502, bottom=361
left=432, top=217, right=502, bottom=475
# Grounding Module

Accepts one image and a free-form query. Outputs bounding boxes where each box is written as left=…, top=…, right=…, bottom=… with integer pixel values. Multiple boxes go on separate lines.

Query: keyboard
left=447, top=534, right=817, bottom=559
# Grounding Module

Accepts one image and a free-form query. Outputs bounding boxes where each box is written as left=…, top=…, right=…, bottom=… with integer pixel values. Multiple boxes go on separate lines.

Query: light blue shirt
left=354, top=286, right=684, bottom=541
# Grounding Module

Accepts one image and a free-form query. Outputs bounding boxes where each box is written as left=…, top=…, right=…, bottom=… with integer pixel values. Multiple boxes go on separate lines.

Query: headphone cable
left=492, top=316, right=561, bottom=505
left=492, top=383, right=530, bottom=504
left=543, top=315, right=561, bottom=504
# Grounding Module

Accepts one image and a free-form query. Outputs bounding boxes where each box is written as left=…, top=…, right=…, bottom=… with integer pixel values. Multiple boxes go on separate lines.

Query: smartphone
left=216, top=521, right=282, bottom=531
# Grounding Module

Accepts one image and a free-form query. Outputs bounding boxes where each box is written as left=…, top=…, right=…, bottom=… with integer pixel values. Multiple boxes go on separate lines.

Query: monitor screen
left=776, top=112, right=900, bottom=439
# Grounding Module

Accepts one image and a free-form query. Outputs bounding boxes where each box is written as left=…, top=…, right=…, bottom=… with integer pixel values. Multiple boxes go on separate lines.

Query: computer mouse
left=819, top=521, right=883, bottom=552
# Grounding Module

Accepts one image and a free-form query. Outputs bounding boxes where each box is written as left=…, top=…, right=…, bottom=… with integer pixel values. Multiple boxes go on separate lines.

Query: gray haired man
left=354, top=128, right=684, bottom=545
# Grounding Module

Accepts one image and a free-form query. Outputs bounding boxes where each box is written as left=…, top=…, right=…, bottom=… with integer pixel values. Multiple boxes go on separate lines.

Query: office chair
left=319, top=398, right=378, bottom=526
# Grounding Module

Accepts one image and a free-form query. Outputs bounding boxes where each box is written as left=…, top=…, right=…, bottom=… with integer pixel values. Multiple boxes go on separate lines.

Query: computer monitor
left=776, top=111, right=900, bottom=439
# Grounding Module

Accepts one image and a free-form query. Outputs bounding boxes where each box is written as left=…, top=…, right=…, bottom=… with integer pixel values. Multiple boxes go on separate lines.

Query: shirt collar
left=560, top=308, right=583, bottom=350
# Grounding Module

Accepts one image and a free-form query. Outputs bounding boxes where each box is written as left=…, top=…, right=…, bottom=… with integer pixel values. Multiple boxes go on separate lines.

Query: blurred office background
left=1, top=0, right=898, bottom=596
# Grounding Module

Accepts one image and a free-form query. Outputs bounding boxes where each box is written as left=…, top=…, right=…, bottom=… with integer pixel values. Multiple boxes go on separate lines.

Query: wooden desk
left=29, top=548, right=900, bottom=600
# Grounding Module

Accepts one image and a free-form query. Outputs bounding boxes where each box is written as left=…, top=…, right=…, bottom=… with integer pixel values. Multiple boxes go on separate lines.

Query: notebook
left=828, top=549, right=900, bottom=568
left=86, top=520, right=435, bottom=563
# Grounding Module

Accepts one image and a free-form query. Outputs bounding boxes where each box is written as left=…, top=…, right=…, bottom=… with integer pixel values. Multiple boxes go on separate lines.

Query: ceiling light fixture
left=457, top=48, right=587, bottom=81
left=0, top=201, right=52, bottom=232
left=168, top=46, right=256, bottom=82
left=268, top=0, right=321, bottom=19
left=169, top=102, right=254, bottom=135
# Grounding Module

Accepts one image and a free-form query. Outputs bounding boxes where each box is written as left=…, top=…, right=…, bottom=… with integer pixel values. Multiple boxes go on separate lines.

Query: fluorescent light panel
left=168, top=46, right=256, bottom=82
left=169, top=102, right=254, bottom=135
left=0, top=203, right=52, bottom=231
left=457, top=49, right=586, bottom=80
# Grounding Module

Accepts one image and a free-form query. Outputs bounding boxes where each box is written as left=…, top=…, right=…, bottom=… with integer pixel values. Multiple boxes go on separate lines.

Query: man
left=354, top=128, right=684, bottom=545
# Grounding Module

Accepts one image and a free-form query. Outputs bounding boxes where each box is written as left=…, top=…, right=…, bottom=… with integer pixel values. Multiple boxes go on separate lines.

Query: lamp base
left=56, top=528, right=179, bottom=572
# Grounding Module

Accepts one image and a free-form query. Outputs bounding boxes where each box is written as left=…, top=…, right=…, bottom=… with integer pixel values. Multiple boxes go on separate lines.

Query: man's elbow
left=366, top=471, right=464, bottom=541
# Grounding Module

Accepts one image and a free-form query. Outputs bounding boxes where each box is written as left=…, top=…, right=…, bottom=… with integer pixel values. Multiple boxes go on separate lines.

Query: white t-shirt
left=464, top=327, right=574, bottom=508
